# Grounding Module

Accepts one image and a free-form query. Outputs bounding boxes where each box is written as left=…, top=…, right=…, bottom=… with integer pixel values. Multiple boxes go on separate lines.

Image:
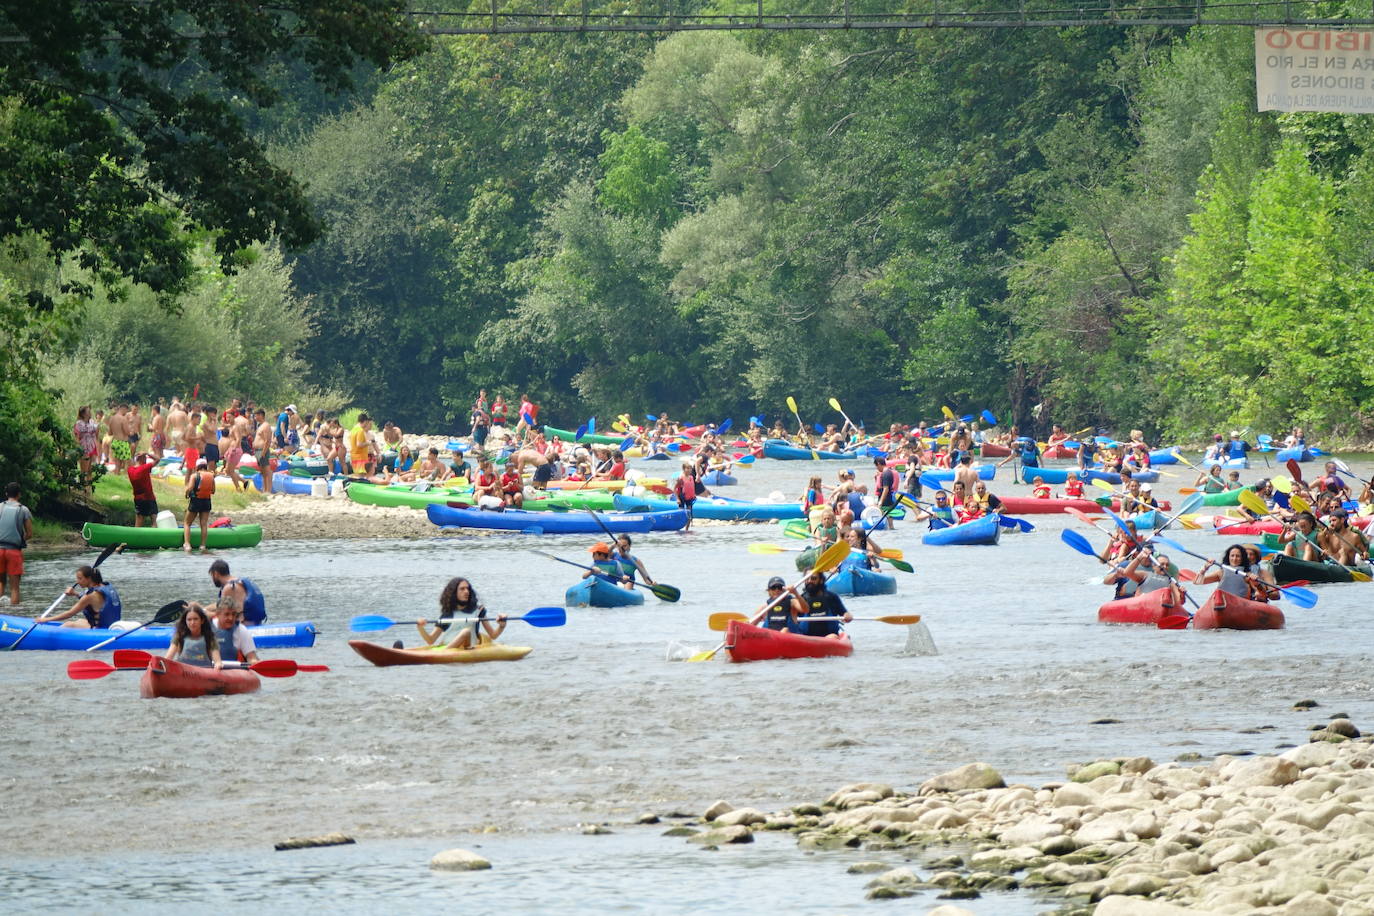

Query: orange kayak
left=1097, top=587, right=1186, bottom=625
left=139, top=656, right=261, bottom=698
left=1193, top=589, right=1285, bottom=630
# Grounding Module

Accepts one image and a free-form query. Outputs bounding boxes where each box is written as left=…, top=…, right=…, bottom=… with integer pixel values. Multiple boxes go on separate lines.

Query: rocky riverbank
left=226, top=492, right=475, bottom=540
left=663, top=716, right=1374, bottom=915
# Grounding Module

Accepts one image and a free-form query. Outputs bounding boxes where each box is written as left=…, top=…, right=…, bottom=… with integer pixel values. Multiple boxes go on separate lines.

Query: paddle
left=748, top=543, right=905, bottom=560
left=5, top=542, right=126, bottom=652
left=981, top=409, right=997, bottom=425
left=829, top=397, right=858, bottom=433
left=1283, top=493, right=1373, bottom=580
left=1150, top=536, right=1318, bottom=607
left=112, top=648, right=330, bottom=673
left=707, top=611, right=922, bottom=631
left=785, top=396, right=820, bottom=460
left=85, top=599, right=189, bottom=652
left=574, top=424, right=587, bottom=442
left=587, top=511, right=682, bottom=602
left=69, top=656, right=306, bottom=680
left=716, top=418, right=732, bottom=436
left=1287, top=458, right=1305, bottom=486
left=530, top=549, right=682, bottom=602
left=349, top=607, right=567, bottom=632
left=686, top=540, right=851, bottom=663
left=1061, top=529, right=1198, bottom=614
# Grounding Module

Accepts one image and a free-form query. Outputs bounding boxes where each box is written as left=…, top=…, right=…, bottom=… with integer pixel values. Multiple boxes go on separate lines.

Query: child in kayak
left=165, top=602, right=223, bottom=668
left=415, top=577, right=507, bottom=650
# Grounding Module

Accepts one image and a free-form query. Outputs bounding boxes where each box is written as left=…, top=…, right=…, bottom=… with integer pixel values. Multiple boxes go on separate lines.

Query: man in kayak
left=585, top=542, right=633, bottom=586
left=953, top=454, right=980, bottom=494
left=760, top=576, right=806, bottom=632
left=1319, top=510, right=1369, bottom=567
left=612, top=534, right=656, bottom=589
left=212, top=598, right=260, bottom=664
left=969, top=480, right=1003, bottom=513
left=873, top=456, right=900, bottom=530
left=209, top=560, right=267, bottom=626
left=45, top=565, right=122, bottom=628
left=1313, top=461, right=1350, bottom=498
left=1225, top=430, right=1252, bottom=462
left=796, top=570, right=852, bottom=637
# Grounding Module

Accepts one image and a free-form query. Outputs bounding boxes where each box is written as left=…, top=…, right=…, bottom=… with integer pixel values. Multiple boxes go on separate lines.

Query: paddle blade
left=884, top=558, right=915, bottom=573
left=941, top=406, right=955, bottom=420
left=717, top=418, right=732, bottom=435
left=649, top=582, right=682, bottom=603
left=1287, top=458, right=1304, bottom=483
left=828, top=397, right=842, bottom=412
left=686, top=645, right=722, bottom=662
left=1060, top=529, right=1096, bottom=557
left=1157, top=615, right=1191, bottom=630
left=1104, top=507, right=1134, bottom=538
left=350, top=614, right=398, bottom=633
left=877, top=548, right=904, bottom=560
left=296, top=664, right=331, bottom=672
left=574, top=424, right=587, bottom=441
left=1237, top=489, right=1268, bottom=517
left=113, top=649, right=154, bottom=669
left=1178, top=492, right=1205, bottom=515
left=873, top=614, right=923, bottom=625
left=918, top=474, right=944, bottom=493
left=786, top=396, right=799, bottom=414
left=251, top=659, right=299, bottom=678
left=520, top=607, right=568, bottom=627
left=735, top=455, right=755, bottom=464
left=1290, top=494, right=1312, bottom=514
left=1349, top=569, right=1373, bottom=583
left=708, top=612, right=747, bottom=631
left=1091, top=478, right=1116, bottom=492
left=67, top=659, right=119, bottom=680
left=812, top=541, right=851, bottom=573
left=981, top=409, right=997, bottom=425
left=1279, top=584, right=1318, bottom=608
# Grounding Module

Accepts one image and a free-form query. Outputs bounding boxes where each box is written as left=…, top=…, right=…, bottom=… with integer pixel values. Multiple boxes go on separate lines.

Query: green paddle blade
left=649, top=582, right=682, bottom=603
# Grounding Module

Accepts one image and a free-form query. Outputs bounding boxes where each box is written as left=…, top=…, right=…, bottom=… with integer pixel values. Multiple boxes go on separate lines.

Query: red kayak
left=724, top=620, right=853, bottom=663
left=995, top=495, right=1173, bottom=515
left=977, top=443, right=1012, bottom=458
left=1214, top=516, right=1372, bottom=535
left=1097, top=587, right=1187, bottom=625
left=1193, top=589, right=1284, bottom=630
left=139, top=656, right=261, bottom=698
left=1043, top=445, right=1078, bottom=460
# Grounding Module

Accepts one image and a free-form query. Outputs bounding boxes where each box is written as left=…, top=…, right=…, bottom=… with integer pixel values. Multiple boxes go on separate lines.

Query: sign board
left=1256, top=28, right=1374, bottom=113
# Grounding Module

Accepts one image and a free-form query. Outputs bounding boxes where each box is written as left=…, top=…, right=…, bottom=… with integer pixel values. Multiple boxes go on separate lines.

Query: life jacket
left=675, top=474, right=696, bottom=500
left=1064, top=480, right=1084, bottom=497
left=190, top=472, right=215, bottom=499
left=226, top=577, right=266, bottom=626
left=83, top=583, right=122, bottom=629
left=1032, top=483, right=1052, bottom=499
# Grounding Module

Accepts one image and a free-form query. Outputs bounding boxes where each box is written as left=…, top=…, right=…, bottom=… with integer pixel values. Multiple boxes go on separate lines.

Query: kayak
left=526, top=490, right=621, bottom=511
left=724, top=619, right=853, bottom=663
left=1097, top=587, right=1186, bottom=625
left=282, top=458, right=331, bottom=476
left=761, top=439, right=853, bottom=460
left=1016, top=466, right=1158, bottom=485
left=0, top=614, right=318, bottom=651
left=1042, top=445, right=1078, bottom=460
left=139, top=656, right=261, bottom=698
left=701, top=470, right=737, bottom=487
left=827, top=565, right=898, bottom=596
left=425, top=503, right=686, bottom=533
left=542, top=425, right=628, bottom=446
left=977, top=443, right=1011, bottom=458
left=1149, top=448, right=1181, bottom=465
left=81, top=522, right=263, bottom=550
left=348, top=639, right=532, bottom=665
left=989, top=495, right=1173, bottom=515
left=1193, top=588, right=1284, bottom=630
left=271, top=472, right=338, bottom=496
left=922, top=514, right=1002, bottom=546
left=565, top=577, right=645, bottom=607
left=1203, top=457, right=1249, bottom=470
left=1270, top=553, right=1357, bottom=585
left=1201, top=488, right=1247, bottom=507
left=545, top=479, right=669, bottom=491
left=345, top=481, right=471, bottom=509
left=920, top=465, right=997, bottom=482
left=1275, top=447, right=1314, bottom=462
left=614, top=493, right=804, bottom=521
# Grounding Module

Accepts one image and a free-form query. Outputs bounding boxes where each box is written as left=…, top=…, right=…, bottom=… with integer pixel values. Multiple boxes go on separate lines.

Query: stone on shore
left=429, top=848, right=492, bottom=871
left=686, top=824, right=754, bottom=846
left=919, top=762, right=1004, bottom=794
left=713, top=807, right=766, bottom=828
left=703, top=800, right=734, bottom=821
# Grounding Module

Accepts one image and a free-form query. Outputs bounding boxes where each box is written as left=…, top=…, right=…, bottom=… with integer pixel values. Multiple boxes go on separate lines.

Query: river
left=3, top=454, right=1372, bottom=912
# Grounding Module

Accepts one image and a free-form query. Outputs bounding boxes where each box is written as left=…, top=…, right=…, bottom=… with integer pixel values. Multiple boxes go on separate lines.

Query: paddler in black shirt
left=760, top=576, right=806, bottom=633
left=797, top=570, right=852, bottom=637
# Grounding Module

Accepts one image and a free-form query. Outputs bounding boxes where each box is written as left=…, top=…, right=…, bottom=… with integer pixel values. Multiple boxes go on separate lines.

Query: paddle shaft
left=85, top=600, right=189, bottom=652
left=7, top=543, right=124, bottom=652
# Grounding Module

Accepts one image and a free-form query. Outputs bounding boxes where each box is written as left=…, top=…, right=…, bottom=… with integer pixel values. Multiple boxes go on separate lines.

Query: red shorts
left=0, top=548, right=23, bottom=576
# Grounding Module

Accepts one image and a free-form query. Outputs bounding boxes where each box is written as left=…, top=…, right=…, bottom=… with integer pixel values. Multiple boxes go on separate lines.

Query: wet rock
left=1038, top=834, right=1080, bottom=856
left=1176, top=751, right=1204, bottom=762
left=1220, top=756, right=1299, bottom=788
left=661, top=826, right=699, bottom=837
left=936, top=888, right=980, bottom=900
left=1096, top=872, right=1166, bottom=898
left=866, top=885, right=918, bottom=900
left=763, top=815, right=797, bottom=830
left=1309, top=730, right=1350, bottom=744
left=925, top=871, right=965, bottom=887
left=429, top=848, right=492, bottom=871
left=686, top=825, right=753, bottom=845
left=1280, top=891, right=1339, bottom=916
left=825, top=782, right=893, bottom=805
left=1091, top=718, right=1123, bottom=725
left=1072, top=761, right=1121, bottom=783
left=864, top=866, right=920, bottom=888
left=580, top=824, right=612, bottom=835
left=1325, top=718, right=1361, bottom=738
left=1281, top=743, right=1342, bottom=770
left=1293, top=699, right=1319, bottom=709
left=703, top=800, right=734, bottom=821
left=273, top=832, right=354, bottom=851
left=791, top=803, right=823, bottom=816
left=796, top=832, right=860, bottom=850
left=713, top=807, right=765, bottom=828
left=919, top=762, right=1004, bottom=794
left=636, top=813, right=660, bottom=824
left=846, top=861, right=891, bottom=874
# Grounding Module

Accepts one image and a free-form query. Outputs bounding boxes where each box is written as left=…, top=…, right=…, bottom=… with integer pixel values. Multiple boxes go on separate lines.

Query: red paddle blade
left=67, top=659, right=119, bottom=680
left=113, top=648, right=154, bottom=669
left=1157, top=615, right=1191, bottom=630
left=1287, top=459, right=1304, bottom=484
left=250, top=659, right=298, bottom=677
left=295, top=664, right=330, bottom=672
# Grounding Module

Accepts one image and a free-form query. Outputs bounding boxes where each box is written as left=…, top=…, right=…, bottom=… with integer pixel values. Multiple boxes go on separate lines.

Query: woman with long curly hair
left=413, top=577, right=507, bottom=650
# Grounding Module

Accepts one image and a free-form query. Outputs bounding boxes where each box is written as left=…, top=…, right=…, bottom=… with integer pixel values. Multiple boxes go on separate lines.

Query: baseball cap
left=767, top=576, right=786, bottom=588
left=590, top=542, right=612, bottom=554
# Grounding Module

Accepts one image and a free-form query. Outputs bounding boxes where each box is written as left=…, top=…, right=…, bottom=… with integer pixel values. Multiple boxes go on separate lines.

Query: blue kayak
left=762, top=439, right=852, bottom=460
left=827, top=565, right=898, bottom=597
left=565, top=578, right=645, bottom=607
left=272, top=471, right=341, bottom=495
left=922, top=514, right=1002, bottom=546
left=1019, top=467, right=1158, bottom=485
left=425, top=503, right=686, bottom=533
left=613, top=493, right=804, bottom=521
left=700, top=470, right=737, bottom=487
left=0, top=614, right=317, bottom=652
left=1275, top=447, right=1313, bottom=462
left=1148, top=448, right=1179, bottom=465
left=919, top=464, right=996, bottom=482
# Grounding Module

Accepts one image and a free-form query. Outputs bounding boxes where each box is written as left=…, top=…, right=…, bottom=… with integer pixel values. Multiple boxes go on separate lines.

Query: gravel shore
left=226, top=491, right=475, bottom=540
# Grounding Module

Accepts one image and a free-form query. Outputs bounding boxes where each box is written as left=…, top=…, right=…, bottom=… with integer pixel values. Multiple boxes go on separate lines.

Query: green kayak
left=1201, top=488, right=1246, bottom=507
left=81, top=522, right=263, bottom=550
left=345, top=481, right=474, bottom=509
left=543, top=425, right=629, bottom=446
left=1270, top=552, right=1358, bottom=584
left=525, top=490, right=620, bottom=511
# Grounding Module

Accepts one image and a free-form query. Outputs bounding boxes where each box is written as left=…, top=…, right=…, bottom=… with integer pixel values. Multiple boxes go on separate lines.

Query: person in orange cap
left=584, top=542, right=631, bottom=585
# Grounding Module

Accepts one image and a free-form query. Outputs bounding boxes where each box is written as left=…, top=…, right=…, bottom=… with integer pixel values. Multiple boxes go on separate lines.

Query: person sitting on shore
left=415, top=577, right=507, bottom=650
left=165, top=602, right=222, bottom=668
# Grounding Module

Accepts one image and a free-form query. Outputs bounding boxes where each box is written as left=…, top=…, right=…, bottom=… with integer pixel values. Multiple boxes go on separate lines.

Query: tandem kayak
left=827, top=565, right=898, bottom=596
left=345, top=481, right=470, bottom=509
left=1016, top=466, right=1158, bottom=486
left=761, top=439, right=853, bottom=460
left=700, top=470, right=737, bottom=487
left=922, top=515, right=1002, bottom=546
left=81, top=522, right=263, bottom=550
left=139, top=656, right=261, bottom=698
left=1193, top=589, right=1284, bottom=630
left=724, top=620, right=853, bottom=663
left=990, top=495, right=1173, bottom=515
left=565, top=577, right=645, bottom=607
left=1097, top=587, right=1186, bottom=625
left=0, top=614, right=318, bottom=651
left=348, top=639, right=532, bottom=665
left=1202, top=457, right=1249, bottom=470
left=613, top=493, right=804, bottom=521
left=424, top=503, right=686, bottom=534
left=1275, top=447, right=1314, bottom=463
left=1270, top=554, right=1358, bottom=585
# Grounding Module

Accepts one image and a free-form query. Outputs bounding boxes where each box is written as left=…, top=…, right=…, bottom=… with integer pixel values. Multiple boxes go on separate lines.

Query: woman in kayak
left=760, top=575, right=805, bottom=632
left=45, top=565, right=122, bottom=629
left=165, top=602, right=222, bottom=668
left=1198, top=544, right=1279, bottom=600
left=1194, top=464, right=1227, bottom=494
left=839, top=527, right=880, bottom=571
left=416, top=577, right=508, bottom=650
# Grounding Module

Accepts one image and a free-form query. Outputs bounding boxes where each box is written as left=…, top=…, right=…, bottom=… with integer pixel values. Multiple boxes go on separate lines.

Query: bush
left=0, top=376, right=82, bottom=507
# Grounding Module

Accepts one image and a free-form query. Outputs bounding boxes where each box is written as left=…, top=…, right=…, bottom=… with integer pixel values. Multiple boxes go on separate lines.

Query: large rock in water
left=429, top=848, right=492, bottom=871
left=920, top=762, right=1005, bottom=794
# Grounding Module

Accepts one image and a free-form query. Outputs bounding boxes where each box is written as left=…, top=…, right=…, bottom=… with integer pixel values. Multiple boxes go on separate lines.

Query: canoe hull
left=348, top=639, right=532, bottom=665
left=1097, top=587, right=1184, bottom=625
left=761, top=439, right=852, bottom=460
left=1270, top=554, right=1355, bottom=585
left=425, top=503, right=685, bottom=533
left=827, top=566, right=898, bottom=596
left=565, top=578, right=645, bottom=607
left=0, top=614, right=316, bottom=651
left=346, top=481, right=469, bottom=509
left=724, top=620, right=853, bottom=662
left=139, top=657, right=261, bottom=698
left=922, top=515, right=1002, bottom=546
left=81, top=522, right=263, bottom=550
left=1193, top=589, right=1284, bottom=630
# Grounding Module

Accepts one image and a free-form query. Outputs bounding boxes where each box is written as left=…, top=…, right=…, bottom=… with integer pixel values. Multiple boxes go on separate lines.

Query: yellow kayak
left=349, top=639, right=532, bottom=666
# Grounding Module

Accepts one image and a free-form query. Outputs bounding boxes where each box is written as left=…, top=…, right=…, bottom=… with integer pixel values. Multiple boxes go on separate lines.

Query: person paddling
left=44, top=565, right=122, bottom=628
left=612, top=534, right=656, bottom=589
left=165, top=603, right=222, bottom=668
left=583, top=542, right=632, bottom=587
left=1198, top=543, right=1278, bottom=601
left=796, top=570, right=852, bottom=637
left=1279, top=512, right=1323, bottom=562
left=209, top=559, right=266, bottom=626
left=1319, top=510, right=1369, bottom=568
left=760, top=575, right=806, bottom=633
left=415, top=577, right=507, bottom=650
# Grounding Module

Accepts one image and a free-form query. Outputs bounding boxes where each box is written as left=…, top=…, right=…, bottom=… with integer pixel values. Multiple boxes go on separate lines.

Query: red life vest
left=190, top=472, right=215, bottom=499
left=1032, top=483, right=1052, bottom=499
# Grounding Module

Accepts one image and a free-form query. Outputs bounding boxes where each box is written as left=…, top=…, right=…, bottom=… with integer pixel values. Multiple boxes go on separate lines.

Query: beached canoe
left=345, top=481, right=471, bottom=509
left=80, top=522, right=263, bottom=550
left=985, top=495, right=1173, bottom=515
left=564, top=577, right=645, bottom=607
left=1097, top=587, right=1186, bottom=625
left=424, top=503, right=685, bottom=533
left=700, top=470, right=737, bottom=487
left=0, top=614, right=317, bottom=651
left=922, top=515, right=1002, bottom=546
left=348, top=639, right=532, bottom=665
left=139, top=656, right=261, bottom=698
left=1270, top=554, right=1358, bottom=585
left=525, top=490, right=621, bottom=511
left=761, top=439, right=853, bottom=460
left=614, top=493, right=804, bottom=521
left=1192, top=588, right=1284, bottom=630
left=724, top=619, right=853, bottom=663
left=827, top=565, right=898, bottom=597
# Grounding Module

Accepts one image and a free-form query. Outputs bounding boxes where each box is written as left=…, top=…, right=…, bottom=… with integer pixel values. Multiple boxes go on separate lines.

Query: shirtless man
left=252, top=408, right=274, bottom=494
left=127, top=404, right=144, bottom=457
left=166, top=399, right=188, bottom=454
left=148, top=404, right=167, bottom=459
left=231, top=410, right=253, bottom=458
left=106, top=405, right=130, bottom=472
left=1319, top=510, right=1368, bottom=567
left=184, top=409, right=206, bottom=462
left=516, top=447, right=553, bottom=491
left=954, top=453, right=980, bottom=494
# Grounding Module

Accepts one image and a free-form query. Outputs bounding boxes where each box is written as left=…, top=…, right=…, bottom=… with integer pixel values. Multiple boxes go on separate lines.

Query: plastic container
left=311, top=478, right=328, bottom=498
left=155, top=510, right=178, bottom=529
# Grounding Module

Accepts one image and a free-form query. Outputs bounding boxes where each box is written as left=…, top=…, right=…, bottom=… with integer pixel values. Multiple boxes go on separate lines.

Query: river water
left=4, top=455, right=1373, bottom=912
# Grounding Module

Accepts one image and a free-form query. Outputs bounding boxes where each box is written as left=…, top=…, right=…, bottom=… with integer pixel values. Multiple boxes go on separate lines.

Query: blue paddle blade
left=918, top=474, right=944, bottom=492
left=575, top=424, right=587, bottom=441
left=350, top=614, right=397, bottom=632
left=1060, top=528, right=1096, bottom=556
left=981, top=410, right=997, bottom=425
left=1280, top=585, right=1318, bottom=608
left=1062, top=440, right=1080, bottom=449
left=588, top=417, right=595, bottom=434
left=735, top=454, right=754, bottom=464
left=959, top=414, right=974, bottom=423
left=1151, top=535, right=1189, bottom=556
left=1178, top=492, right=1205, bottom=515
left=646, top=414, right=657, bottom=422
left=522, top=607, right=567, bottom=627
left=813, top=423, right=824, bottom=433
left=620, top=435, right=635, bottom=451
left=1104, top=507, right=1134, bottom=537
left=666, top=442, right=681, bottom=452
left=717, top=418, right=732, bottom=435
left=1312, top=447, right=1326, bottom=455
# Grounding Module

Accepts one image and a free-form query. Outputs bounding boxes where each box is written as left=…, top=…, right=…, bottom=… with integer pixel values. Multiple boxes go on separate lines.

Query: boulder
left=713, top=807, right=766, bottom=828
left=1325, top=718, right=1361, bottom=738
left=703, top=800, right=735, bottom=821
left=1072, top=761, right=1121, bottom=783
left=997, top=816, right=1064, bottom=846
left=686, top=825, right=754, bottom=846
left=920, top=762, right=1005, bottom=794
left=429, top=849, right=492, bottom=871
left=1096, top=896, right=1224, bottom=915
left=1220, top=756, right=1299, bottom=788
left=1052, top=782, right=1101, bottom=807
left=636, top=812, right=660, bottom=824
left=1281, top=743, right=1342, bottom=770
left=1279, top=891, right=1339, bottom=916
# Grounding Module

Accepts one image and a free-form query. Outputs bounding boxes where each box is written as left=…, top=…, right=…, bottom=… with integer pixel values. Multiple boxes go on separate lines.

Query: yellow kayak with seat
left=348, top=638, right=532, bottom=666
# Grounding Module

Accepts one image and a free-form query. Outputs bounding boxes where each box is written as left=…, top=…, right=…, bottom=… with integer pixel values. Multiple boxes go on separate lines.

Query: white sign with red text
left=1256, top=28, right=1374, bottom=113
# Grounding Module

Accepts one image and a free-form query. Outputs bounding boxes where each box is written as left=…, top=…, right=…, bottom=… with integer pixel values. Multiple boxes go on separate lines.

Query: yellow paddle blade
left=708, top=612, right=748, bottom=631
left=612, top=421, right=628, bottom=432
left=1178, top=517, right=1202, bottom=530
left=685, top=648, right=717, bottom=662
left=1271, top=475, right=1293, bottom=494
left=873, top=614, right=923, bottom=625
left=828, top=397, right=843, bottom=413
left=813, top=540, right=851, bottom=572
left=747, top=543, right=785, bottom=554
left=1237, top=488, right=1268, bottom=517
left=941, top=406, right=956, bottom=421
left=1091, top=478, right=1117, bottom=492
left=1349, top=568, right=1373, bottom=582
left=1291, top=494, right=1312, bottom=513
left=878, top=548, right=904, bottom=560
left=786, top=396, right=799, bottom=414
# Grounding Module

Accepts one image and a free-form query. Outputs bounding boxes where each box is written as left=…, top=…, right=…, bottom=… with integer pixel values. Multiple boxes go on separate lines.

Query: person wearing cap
left=1225, top=430, right=1252, bottom=462
left=1320, top=509, right=1369, bottom=567
left=1075, top=435, right=1098, bottom=471
left=760, top=575, right=806, bottom=632
left=796, top=568, right=852, bottom=637
left=182, top=457, right=215, bottom=552
left=584, top=542, right=632, bottom=586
